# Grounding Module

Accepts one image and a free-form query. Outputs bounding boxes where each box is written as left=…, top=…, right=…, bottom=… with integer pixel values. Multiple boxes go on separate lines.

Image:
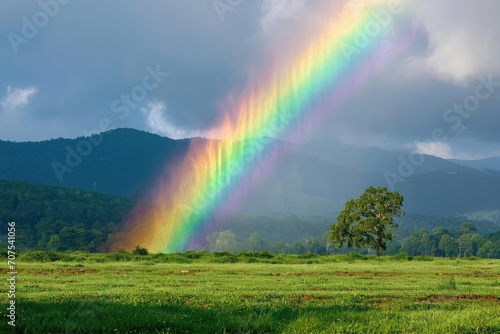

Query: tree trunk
left=376, top=234, right=382, bottom=257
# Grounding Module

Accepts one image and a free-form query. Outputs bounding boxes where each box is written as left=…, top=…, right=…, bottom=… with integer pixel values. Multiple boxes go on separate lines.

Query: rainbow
left=117, top=1, right=412, bottom=252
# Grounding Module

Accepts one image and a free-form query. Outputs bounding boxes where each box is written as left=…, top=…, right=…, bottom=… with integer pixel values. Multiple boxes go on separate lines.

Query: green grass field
left=1, top=254, right=499, bottom=333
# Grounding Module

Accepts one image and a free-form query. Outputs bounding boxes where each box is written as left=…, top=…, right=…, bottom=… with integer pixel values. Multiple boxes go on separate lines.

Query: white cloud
left=260, top=0, right=306, bottom=32
left=141, top=101, right=201, bottom=139
left=412, top=0, right=500, bottom=84
left=412, top=141, right=500, bottom=160
left=1, top=86, right=37, bottom=113
left=413, top=141, right=454, bottom=159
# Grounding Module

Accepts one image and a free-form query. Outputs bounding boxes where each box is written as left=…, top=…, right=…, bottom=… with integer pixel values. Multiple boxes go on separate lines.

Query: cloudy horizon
left=1, top=0, right=499, bottom=161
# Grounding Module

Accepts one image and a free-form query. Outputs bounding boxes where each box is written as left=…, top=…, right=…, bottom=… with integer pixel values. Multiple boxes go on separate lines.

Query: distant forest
left=0, top=180, right=499, bottom=258
left=204, top=224, right=500, bottom=258
left=3, top=128, right=500, bottom=218
left=0, top=180, right=132, bottom=252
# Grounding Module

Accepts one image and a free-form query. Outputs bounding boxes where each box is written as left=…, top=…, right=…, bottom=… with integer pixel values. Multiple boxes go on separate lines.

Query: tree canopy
left=330, top=186, right=405, bottom=256
left=0, top=180, right=132, bottom=252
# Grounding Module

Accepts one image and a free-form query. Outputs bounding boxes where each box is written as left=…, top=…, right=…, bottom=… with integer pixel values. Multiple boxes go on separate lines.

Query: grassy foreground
left=1, top=255, right=499, bottom=333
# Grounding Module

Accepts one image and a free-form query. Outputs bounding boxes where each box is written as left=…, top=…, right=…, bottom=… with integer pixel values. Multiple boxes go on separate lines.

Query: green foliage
left=477, top=241, right=497, bottom=258
left=330, top=186, right=405, bottom=256
left=341, top=251, right=367, bottom=262
left=1, top=181, right=498, bottom=259
left=131, top=245, right=149, bottom=256
left=183, top=250, right=207, bottom=259
left=257, top=250, right=274, bottom=259
left=456, top=222, right=478, bottom=236
left=0, top=180, right=132, bottom=252
left=158, top=254, right=193, bottom=264
left=298, top=252, right=315, bottom=259
left=0, top=129, right=187, bottom=198
left=438, top=276, right=457, bottom=290
left=108, top=250, right=133, bottom=261
left=19, top=250, right=61, bottom=262
left=207, top=230, right=238, bottom=252
left=391, top=252, right=409, bottom=261
left=397, top=222, right=500, bottom=259
left=209, top=255, right=238, bottom=263
left=439, top=234, right=458, bottom=257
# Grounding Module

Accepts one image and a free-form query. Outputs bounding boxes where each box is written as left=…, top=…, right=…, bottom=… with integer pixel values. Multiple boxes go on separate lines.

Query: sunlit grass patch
left=1, top=256, right=498, bottom=333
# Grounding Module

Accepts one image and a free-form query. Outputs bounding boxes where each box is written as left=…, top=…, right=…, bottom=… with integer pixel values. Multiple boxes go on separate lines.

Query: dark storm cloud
left=312, top=0, right=500, bottom=157
left=0, top=0, right=499, bottom=159
left=0, top=0, right=260, bottom=140
left=329, top=71, right=500, bottom=145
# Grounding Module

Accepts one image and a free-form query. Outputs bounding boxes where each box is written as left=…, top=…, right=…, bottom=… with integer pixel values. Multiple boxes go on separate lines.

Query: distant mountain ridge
left=0, top=129, right=190, bottom=198
left=450, top=157, right=500, bottom=172
left=1, top=128, right=500, bottom=220
left=297, top=138, right=466, bottom=175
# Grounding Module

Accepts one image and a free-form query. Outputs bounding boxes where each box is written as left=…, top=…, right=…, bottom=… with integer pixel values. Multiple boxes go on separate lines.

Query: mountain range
left=1, top=128, right=499, bottom=224
left=450, top=157, right=500, bottom=172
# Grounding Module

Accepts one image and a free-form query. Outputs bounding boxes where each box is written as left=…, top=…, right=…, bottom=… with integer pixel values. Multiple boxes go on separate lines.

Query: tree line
left=1, top=181, right=499, bottom=257
left=206, top=187, right=499, bottom=258
left=204, top=223, right=499, bottom=258
left=0, top=180, right=132, bottom=252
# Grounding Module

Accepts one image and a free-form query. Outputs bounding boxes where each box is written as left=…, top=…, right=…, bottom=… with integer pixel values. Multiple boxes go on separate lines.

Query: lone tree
left=330, top=186, right=405, bottom=256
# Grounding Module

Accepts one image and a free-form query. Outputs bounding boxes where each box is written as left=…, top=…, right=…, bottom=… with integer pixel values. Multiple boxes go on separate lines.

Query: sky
left=1, top=0, right=499, bottom=160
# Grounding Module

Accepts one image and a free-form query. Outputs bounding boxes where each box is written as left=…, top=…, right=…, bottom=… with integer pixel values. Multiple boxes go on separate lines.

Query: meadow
left=1, top=252, right=499, bottom=333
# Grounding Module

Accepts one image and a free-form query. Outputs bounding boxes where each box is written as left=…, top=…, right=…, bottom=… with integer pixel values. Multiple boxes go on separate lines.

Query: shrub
left=269, top=255, right=285, bottom=264
left=257, top=251, right=274, bottom=259
left=438, top=276, right=457, bottom=290
left=392, top=252, right=409, bottom=261
left=108, top=250, right=132, bottom=261
left=183, top=250, right=206, bottom=259
left=213, top=251, right=234, bottom=257
left=70, top=251, right=91, bottom=262
left=20, top=251, right=60, bottom=262
left=210, top=255, right=238, bottom=263
left=19, top=251, right=50, bottom=262
left=236, top=251, right=252, bottom=257
left=132, top=245, right=149, bottom=256
left=0, top=249, right=8, bottom=258
left=298, top=252, right=315, bottom=259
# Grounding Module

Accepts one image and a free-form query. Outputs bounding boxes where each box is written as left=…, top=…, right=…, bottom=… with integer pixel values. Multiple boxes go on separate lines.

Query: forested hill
left=0, top=180, right=133, bottom=252
left=0, top=179, right=498, bottom=254
left=2, top=128, right=500, bottom=218
left=0, top=128, right=190, bottom=198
